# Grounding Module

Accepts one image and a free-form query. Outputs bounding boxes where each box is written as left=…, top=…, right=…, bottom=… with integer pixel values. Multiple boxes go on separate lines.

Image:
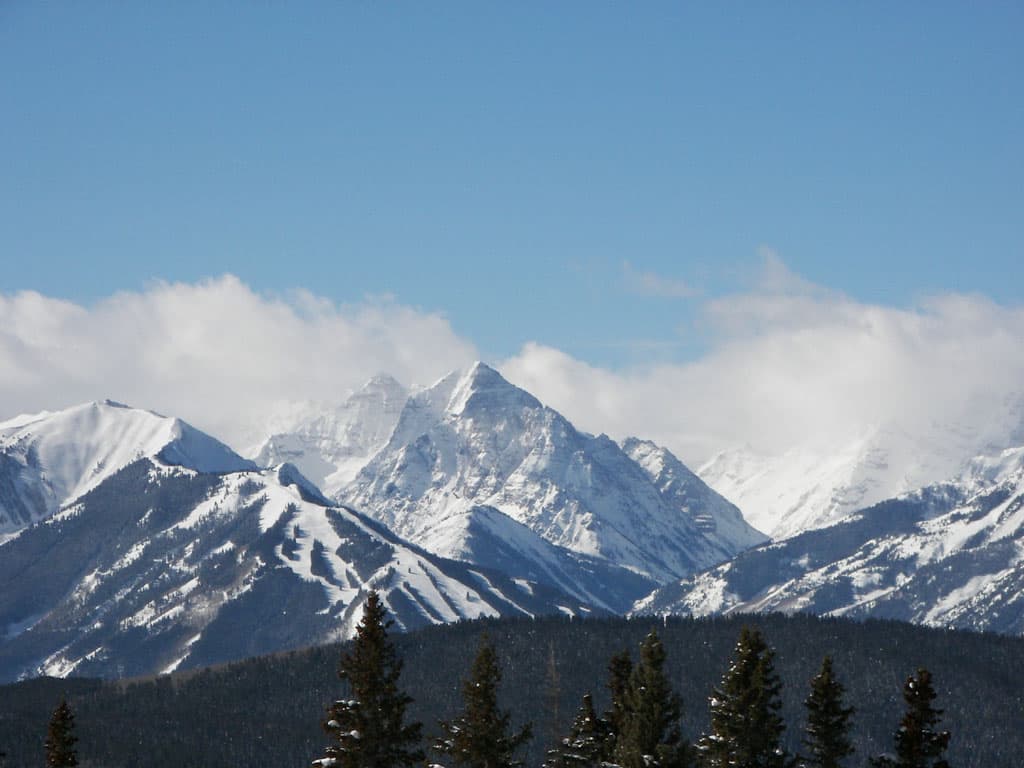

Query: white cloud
left=0, top=276, right=477, bottom=452
left=4, top=264, right=1024, bottom=479
left=622, top=261, right=698, bottom=298
left=502, top=256, right=1024, bottom=466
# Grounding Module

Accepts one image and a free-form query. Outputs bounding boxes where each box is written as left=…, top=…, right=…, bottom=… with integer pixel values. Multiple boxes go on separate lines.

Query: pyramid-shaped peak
left=360, top=373, right=407, bottom=395
left=465, top=360, right=506, bottom=384
left=446, top=362, right=541, bottom=416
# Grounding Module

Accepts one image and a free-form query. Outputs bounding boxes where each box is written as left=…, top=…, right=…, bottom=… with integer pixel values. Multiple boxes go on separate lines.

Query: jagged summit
left=342, top=364, right=765, bottom=583
left=252, top=374, right=409, bottom=496
left=444, top=362, right=542, bottom=416
left=622, top=437, right=767, bottom=551
left=364, top=371, right=404, bottom=389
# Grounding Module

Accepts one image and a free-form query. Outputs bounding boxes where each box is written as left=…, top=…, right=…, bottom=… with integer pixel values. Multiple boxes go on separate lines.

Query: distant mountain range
left=699, top=397, right=1024, bottom=540
left=639, top=445, right=1024, bottom=634
left=0, top=367, right=760, bottom=680
left=2, top=363, right=1023, bottom=682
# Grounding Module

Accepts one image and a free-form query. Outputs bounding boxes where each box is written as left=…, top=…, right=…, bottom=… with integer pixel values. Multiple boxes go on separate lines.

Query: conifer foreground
left=801, top=656, right=855, bottom=768
left=870, top=668, right=951, bottom=768
left=698, top=627, right=794, bottom=768
left=312, top=590, right=424, bottom=768
left=435, top=633, right=532, bottom=768
left=44, top=698, right=77, bottom=768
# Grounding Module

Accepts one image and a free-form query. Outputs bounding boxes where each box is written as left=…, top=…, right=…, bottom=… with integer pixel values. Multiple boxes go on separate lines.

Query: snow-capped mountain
left=252, top=374, right=408, bottom=498
left=341, top=363, right=767, bottom=584
left=0, top=400, right=253, bottom=538
left=0, top=456, right=598, bottom=682
left=637, top=444, right=1024, bottom=634
left=622, top=437, right=765, bottom=560
left=699, top=409, right=1024, bottom=540
left=374, top=500, right=658, bottom=613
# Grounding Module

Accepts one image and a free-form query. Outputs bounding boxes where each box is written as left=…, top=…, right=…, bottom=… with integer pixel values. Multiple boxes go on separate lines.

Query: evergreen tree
left=697, top=627, right=793, bottom=768
left=544, top=693, right=611, bottom=768
left=313, top=591, right=424, bottom=768
left=435, top=633, right=532, bottom=768
left=870, top=668, right=950, bottom=768
left=801, top=656, right=854, bottom=768
left=603, top=649, right=634, bottom=760
left=614, top=630, right=692, bottom=768
left=44, top=698, right=78, bottom=768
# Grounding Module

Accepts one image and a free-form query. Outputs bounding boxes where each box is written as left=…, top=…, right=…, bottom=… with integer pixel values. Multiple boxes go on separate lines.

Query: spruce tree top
left=613, top=630, right=691, bottom=768
left=604, top=649, right=633, bottom=738
left=698, top=627, right=792, bottom=768
left=435, top=633, right=532, bottom=768
left=802, top=656, right=854, bottom=768
left=871, top=668, right=950, bottom=768
left=544, top=692, right=611, bottom=768
left=314, top=591, right=424, bottom=768
left=45, top=697, right=78, bottom=768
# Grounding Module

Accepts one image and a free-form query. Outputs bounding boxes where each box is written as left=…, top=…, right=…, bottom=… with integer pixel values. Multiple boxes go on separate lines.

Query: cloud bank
left=3, top=264, right=1024, bottom=470
left=502, top=256, right=1024, bottom=465
left=0, top=276, right=477, bottom=451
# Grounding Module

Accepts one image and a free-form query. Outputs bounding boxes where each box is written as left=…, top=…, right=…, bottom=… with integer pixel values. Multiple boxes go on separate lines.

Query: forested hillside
left=1, top=613, right=1021, bottom=767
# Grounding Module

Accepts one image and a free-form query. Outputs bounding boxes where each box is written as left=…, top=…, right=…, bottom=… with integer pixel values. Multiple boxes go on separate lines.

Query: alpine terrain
left=0, top=403, right=599, bottom=682
left=700, top=398, right=1024, bottom=540
left=0, top=400, right=254, bottom=541
left=336, top=363, right=766, bottom=583
left=253, top=374, right=409, bottom=498
left=250, top=364, right=766, bottom=610
left=637, top=443, right=1024, bottom=634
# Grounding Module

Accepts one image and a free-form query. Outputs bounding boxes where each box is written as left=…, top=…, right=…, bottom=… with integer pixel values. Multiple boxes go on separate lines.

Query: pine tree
left=697, top=627, right=793, bottom=768
left=870, top=668, right=950, bottom=768
left=801, top=656, right=854, bottom=768
left=45, top=698, right=78, bottom=768
left=544, top=693, right=611, bottom=768
left=435, top=633, right=532, bottom=768
left=313, top=591, right=424, bottom=768
left=603, top=649, right=634, bottom=760
left=614, top=630, right=692, bottom=768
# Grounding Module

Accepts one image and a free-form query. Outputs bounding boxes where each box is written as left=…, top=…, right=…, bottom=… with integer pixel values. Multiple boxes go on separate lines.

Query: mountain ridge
left=0, top=399, right=254, bottom=538
left=0, top=454, right=600, bottom=682
left=340, top=363, right=766, bottom=584
left=636, top=443, right=1024, bottom=634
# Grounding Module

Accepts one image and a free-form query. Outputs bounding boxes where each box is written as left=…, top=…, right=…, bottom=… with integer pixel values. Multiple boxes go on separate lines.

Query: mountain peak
left=445, top=362, right=540, bottom=416
left=360, top=373, right=407, bottom=397
left=0, top=401, right=253, bottom=534
left=250, top=374, right=410, bottom=497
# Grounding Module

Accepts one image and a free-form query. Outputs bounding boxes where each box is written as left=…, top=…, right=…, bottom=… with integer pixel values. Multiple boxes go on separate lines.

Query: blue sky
left=3, top=3, right=1022, bottom=368
left=3, top=3, right=1024, bottom=467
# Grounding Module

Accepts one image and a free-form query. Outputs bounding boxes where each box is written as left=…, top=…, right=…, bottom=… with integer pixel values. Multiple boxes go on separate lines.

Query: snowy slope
left=622, top=437, right=765, bottom=554
left=0, top=459, right=598, bottom=682
left=636, top=445, right=1024, bottom=635
left=0, top=400, right=253, bottom=537
left=699, top=414, right=1024, bottom=540
left=380, top=499, right=658, bottom=613
left=342, top=363, right=766, bottom=584
left=252, top=375, right=408, bottom=497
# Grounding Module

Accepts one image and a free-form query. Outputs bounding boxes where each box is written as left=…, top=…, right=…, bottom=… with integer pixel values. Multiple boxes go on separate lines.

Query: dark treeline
left=1, top=611, right=1022, bottom=767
